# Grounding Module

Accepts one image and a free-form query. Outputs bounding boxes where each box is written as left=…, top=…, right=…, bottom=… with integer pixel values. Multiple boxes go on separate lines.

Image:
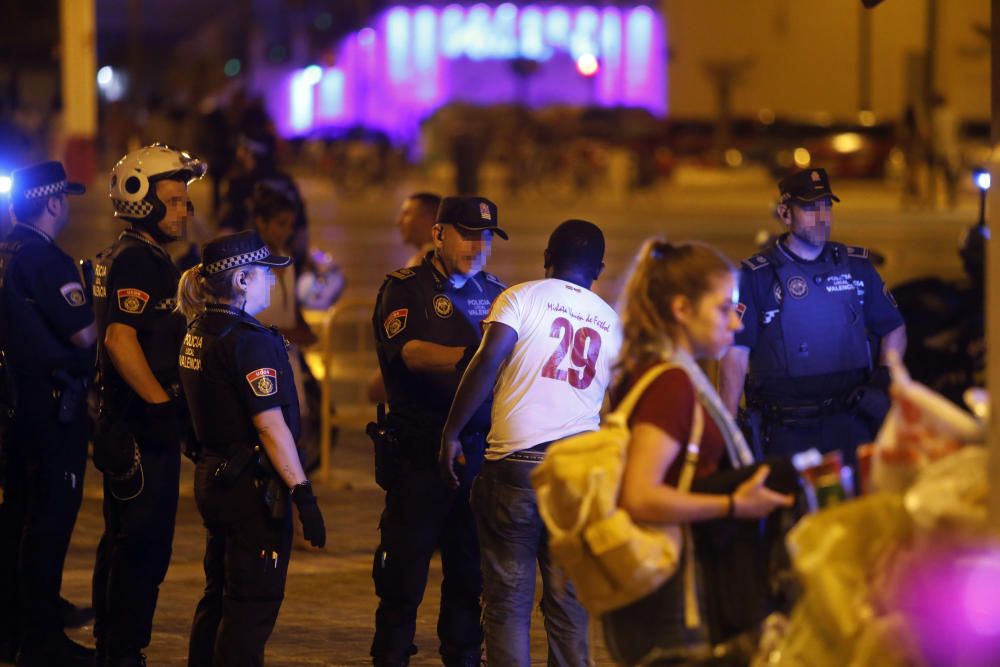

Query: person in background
left=369, top=192, right=442, bottom=403
left=603, top=239, right=794, bottom=665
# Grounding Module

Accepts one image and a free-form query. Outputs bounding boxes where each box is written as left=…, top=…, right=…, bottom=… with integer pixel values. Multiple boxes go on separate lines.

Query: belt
left=493, top=440, right=553, bottom=464
left=751, top=396, right=846, bottom=421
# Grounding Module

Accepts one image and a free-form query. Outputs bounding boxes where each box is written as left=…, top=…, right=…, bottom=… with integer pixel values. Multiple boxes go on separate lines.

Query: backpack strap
left=609, top=362, right=676, bottom=422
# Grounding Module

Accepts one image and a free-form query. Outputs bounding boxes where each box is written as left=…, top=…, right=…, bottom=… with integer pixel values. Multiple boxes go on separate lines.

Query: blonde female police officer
left=176, top=230, right=326, bottom=667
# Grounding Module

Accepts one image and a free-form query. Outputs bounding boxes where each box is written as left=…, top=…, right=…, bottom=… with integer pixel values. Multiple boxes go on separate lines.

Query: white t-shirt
left=485, top=278, right=621, bottom=460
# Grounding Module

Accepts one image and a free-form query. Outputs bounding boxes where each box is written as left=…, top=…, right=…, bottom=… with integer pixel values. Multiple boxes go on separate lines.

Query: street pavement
left=7, top=165, right=981, bottom=665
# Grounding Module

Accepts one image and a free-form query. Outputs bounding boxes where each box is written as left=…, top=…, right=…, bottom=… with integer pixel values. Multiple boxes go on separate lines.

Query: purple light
left=270, top=3, right=666, bottom=140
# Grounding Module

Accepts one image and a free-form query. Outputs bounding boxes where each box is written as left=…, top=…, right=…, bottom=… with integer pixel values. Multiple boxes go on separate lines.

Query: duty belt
left=751, top=396, right=847, bottom=422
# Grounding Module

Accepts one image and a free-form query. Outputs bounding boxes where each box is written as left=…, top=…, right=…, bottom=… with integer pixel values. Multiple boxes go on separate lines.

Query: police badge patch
left=735, top=302, right=747, bottom=322
left=786, top=276, right=809, bottom=299
left=60, top=281, right=87, bottom=307
left=433, top=295, right=453, bottom=318
left=246, top=368, right=278, bottom=397
left=117, top=288, right=150, bottom=313
left=384, top=308, right=408, bottom=338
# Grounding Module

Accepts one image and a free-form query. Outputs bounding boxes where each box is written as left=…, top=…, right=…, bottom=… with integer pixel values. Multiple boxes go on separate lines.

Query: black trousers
left=92, top=423, right=181, bottom=657
left=0, top=387, right=88, bottom=648
left=371, top=433, right=485, bottom=666
left=188, top=459, right=292, bottom=667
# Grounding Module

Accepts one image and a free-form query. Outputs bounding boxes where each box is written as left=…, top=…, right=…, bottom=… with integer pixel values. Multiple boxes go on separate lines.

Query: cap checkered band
left=113, top=199, right=154, bottom=218
left=23, top=180, right=67, bottom=200
left=203, top=246, right=271, bottom=275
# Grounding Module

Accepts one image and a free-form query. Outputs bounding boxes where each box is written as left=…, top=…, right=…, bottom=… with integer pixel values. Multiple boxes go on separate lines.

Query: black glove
left=143, top=397, right=185, bottom=448
left=291, top=482, right=326, bottom=548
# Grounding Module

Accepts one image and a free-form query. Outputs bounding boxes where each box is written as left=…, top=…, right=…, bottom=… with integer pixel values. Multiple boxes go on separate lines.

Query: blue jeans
left=470, top=453, right=589, bottom=666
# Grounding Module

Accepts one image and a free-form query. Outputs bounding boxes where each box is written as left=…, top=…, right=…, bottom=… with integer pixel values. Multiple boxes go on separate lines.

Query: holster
left=367, top=403, right=401, bottom=491
left=212, top=445, right=287, bottom=520
left=52, top=369, right=88, bottom=424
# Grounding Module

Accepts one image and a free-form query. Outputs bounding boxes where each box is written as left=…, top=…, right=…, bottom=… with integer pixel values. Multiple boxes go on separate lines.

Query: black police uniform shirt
left=734, top=235, right=903, bottom=403
left=374, top=253, right=505, bottom=432
left=179, top=304, right=300, bottom=458
left=94, top=230, right=186, bottom=397
left=0, top=224, right=94, bottom=378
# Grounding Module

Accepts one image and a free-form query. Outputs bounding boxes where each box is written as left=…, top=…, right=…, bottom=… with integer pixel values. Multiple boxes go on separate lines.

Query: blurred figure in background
left=217, top=129, right=309, bottom=268
left=899, top=104, right=927, bottom=210
left=928, top=93, right=960, bottom=210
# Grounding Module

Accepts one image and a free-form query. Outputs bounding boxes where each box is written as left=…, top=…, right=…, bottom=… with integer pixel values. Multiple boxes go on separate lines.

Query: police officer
left=176, top=231, right=326, bottom=667
left=371, top=195, right=507, bottom=667
left=91, top=144, right=206, bottom=667
left=0, top=161, right=96, bottom=666
left=719, top=168, right=907, bottom=465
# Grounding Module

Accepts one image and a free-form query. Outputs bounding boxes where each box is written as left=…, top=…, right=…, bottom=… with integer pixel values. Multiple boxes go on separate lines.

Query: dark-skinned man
left=440, top=220, right=620, bottom=666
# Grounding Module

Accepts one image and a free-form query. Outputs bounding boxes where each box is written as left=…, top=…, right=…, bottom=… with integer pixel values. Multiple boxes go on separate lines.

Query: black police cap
left=10, top=160, right=86, bottom=206
left=201, top=230, right=291, bottom=276
left=778, top=168, right=840, bottom=204
left=435, top=196, right=508, bottom=240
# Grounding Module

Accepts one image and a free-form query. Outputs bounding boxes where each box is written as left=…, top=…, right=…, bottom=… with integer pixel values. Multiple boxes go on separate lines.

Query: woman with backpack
left=604, top=239, right=796, bottom=666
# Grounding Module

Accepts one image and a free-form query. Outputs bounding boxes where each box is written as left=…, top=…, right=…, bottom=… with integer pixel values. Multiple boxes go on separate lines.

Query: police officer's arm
left=439, top=322, right=518, bottom=486
left=863, top=263, right=908, bottom=364
left=24, top=245, right=97, bottom=350
left=401, top=340, right=467, bottom=373
left=252, top=407, right=307, bottom=488
left=104, top=323, right=172, bottom=404
left=70, top=323, right=98, bottom=349
left=719, top=346, right=749, bottom=417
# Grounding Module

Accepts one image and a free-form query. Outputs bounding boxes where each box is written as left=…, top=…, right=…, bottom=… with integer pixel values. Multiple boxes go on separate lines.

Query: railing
left=314, top=296, right=379, bottom=483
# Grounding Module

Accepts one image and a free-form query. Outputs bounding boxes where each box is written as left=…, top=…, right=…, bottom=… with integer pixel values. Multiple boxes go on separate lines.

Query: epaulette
left=846, top=245, right=869, bottom=260
left=483, top=272, right=507, bottom=288
left=387, top=267, right=417, bottom=281
left=741, top=254, right=771, bottom=272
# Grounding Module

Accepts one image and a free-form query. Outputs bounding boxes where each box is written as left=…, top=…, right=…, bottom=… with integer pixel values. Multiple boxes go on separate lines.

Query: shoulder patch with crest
left=246, top=368, right=278, bottom=397
left=117, top=288, right=150, bottom=314
left=384, top=308, right=408, bottom=338
left=846, top=245, right=869, bottom=259
left=60, top=281, right=87, bottom=307
left=388, top=268, right=416, bottom=280
left=483, top=272, right=506, bottom=288
left=742, top=254, right=770, bottom=271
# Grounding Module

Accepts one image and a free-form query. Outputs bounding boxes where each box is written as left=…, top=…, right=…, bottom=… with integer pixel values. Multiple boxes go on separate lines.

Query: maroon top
left=616, top=366, right=725, bottom=486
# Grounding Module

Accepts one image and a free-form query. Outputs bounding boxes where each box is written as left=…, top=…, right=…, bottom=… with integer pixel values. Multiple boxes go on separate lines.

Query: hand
left=291, top=482, right=326, bottom=548
left=732, top=465, right=794, bottom=519
left=438, top=434, right=465, bottom=490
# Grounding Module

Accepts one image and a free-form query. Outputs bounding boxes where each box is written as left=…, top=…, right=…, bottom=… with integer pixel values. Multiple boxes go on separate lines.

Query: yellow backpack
left=530, top=362, right=702, bottom=618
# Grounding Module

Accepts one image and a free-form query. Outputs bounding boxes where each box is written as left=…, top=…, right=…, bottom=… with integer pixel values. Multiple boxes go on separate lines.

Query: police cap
left=201, top=230, right=291, bottom=276
left=778, top=168, right=840, bottom=205
left=435, top=196, right=508, bottom=240
left=10, top=160, right=86, bottom=207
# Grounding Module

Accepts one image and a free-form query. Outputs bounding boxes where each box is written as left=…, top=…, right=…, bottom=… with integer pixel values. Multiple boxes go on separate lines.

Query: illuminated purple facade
left=267, top=3, right=666, bottom=140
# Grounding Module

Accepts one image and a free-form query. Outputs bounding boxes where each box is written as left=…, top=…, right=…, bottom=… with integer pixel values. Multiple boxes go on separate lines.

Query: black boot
left=59, top=597, right=96, bottom=629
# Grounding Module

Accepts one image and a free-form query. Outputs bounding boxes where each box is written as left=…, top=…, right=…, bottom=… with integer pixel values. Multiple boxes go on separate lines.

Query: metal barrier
left=314, top=296, right=378, bottom=483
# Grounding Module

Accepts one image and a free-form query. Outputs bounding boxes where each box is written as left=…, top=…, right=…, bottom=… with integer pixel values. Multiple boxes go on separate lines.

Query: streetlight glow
left=0, top=175, right=11, bottom=194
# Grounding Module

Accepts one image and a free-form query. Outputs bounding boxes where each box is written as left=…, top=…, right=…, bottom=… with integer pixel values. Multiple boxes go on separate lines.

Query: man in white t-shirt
left=440, top=219, right=620, bottom=666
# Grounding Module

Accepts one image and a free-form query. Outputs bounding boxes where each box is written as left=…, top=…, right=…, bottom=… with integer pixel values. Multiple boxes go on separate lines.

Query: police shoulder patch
left=60, top=281, right=87, bottom=307
left=384, top=308, right=408, bottom=338
left=388, top=268, right=416, bottom=280
left=246, top=368, right=278, bottom=397
left=742, top=254, right=770, bottom=271
left=433, top=294, right=453, bottom=318
left=846, top=245, right=869, bottom=259
left=117, top=288, right=150, bottom=314
left=483, top=272, right=506, bottom=288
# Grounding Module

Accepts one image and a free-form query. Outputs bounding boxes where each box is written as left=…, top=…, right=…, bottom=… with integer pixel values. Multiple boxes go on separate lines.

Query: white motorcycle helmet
left=109, top=144, right=206, bottom=232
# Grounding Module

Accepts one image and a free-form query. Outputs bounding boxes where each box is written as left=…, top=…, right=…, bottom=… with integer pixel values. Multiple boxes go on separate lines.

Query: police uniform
left=0, top=162, right=95, bottom=665
left=91, top=228, right=188, bottom=662
left=371, top=196, right=506, bottom=667
left=735, top=171, right=904, bottom=464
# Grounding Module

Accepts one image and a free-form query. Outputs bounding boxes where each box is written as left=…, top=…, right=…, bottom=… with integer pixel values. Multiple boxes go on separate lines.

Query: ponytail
left=176, top=266, right=211, bottom=321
